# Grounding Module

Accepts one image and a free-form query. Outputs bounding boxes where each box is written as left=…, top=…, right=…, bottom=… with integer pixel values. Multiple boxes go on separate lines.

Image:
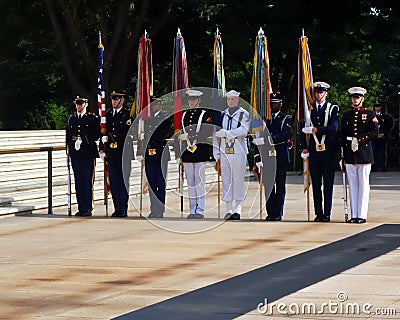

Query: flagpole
left=173, top=27, right=189, bottom=217
left=67, top=153, right=72, bottom=216
left=298, top=28, right=313, bottom=222
left=97, top=30, right=109, bottom=217
left=132, top=31, right=153, bottom=218
left=213, top=27, right=226, bottom=219
left=250, top=27, right=272, bottom=220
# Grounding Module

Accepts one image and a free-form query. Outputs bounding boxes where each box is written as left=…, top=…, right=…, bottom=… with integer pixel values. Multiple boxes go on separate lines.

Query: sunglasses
left=111, top=96, right=122, bottom=100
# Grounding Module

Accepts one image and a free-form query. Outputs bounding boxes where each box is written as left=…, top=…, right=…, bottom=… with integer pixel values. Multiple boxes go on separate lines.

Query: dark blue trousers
left=265, top=162, right=287, bottom=217
left=108, top=158, right=131, bottom=213
left=372, top=139, right=387, bottom=171
left=309, top=153, right=335, bottom=217
left=145, top=157, right=168, bottom=214
left=71, top=157, right=95, bottom=213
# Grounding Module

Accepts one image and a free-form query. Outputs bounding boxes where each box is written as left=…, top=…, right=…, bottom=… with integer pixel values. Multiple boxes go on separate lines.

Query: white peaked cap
left=226, top=90, right=240, bottom=97
left=313, top=81, right=330, bottom=90
left=185, top=89, right=203, bottom=97
left=348, top=87, right=367, bottom=96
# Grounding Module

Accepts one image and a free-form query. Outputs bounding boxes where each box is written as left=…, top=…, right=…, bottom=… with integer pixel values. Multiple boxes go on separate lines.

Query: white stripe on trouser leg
left=346, top=164, right=359, bottom=218
left=358, top=164, right=371, bottom=219
left=345, top=163, right=371, bottom=219
left=183, top=162, right=207, bottom=215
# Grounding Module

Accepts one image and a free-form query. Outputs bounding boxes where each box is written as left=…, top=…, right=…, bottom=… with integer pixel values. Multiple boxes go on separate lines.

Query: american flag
left=97, top=31, right=110, bottom=195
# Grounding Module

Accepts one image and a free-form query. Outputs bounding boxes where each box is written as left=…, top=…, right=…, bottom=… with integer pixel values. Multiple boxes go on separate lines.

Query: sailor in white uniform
left=213, top=90, right=250, bottom=220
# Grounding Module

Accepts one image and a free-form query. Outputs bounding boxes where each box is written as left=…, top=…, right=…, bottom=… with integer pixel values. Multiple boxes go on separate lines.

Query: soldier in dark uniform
left=99, top=90, right=134, bottom=218
left=66, top=96, right=101, bottom=216
left=341, top=87, right=378, bottom=223
left=136, top=97, right=173, bottom=218
left=371, top=101, right=394, bottom=172
left=253, top=92, right=291, bottom=221
left=300, top=82, right=339, bottom=222
left=178, top=89, right=213, bottom=219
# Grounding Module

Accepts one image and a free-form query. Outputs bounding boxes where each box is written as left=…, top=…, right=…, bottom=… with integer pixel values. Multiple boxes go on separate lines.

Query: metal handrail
left=0, top=145, right=65, bottom=155
left=0, top=146, right=66, bottom=214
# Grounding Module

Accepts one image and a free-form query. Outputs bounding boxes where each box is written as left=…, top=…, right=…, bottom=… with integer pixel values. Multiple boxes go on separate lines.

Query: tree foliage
left=0, top=0, right=399, bottom=130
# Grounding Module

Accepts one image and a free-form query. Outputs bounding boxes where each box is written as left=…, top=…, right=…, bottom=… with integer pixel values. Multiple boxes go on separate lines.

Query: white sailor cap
left=314, top=81, right=330, bottom=91
left=185, top=89, right=203, bottom=98
left=226, top=90, right=240, bottom=97
left=348, top=87, right=367, bottom=96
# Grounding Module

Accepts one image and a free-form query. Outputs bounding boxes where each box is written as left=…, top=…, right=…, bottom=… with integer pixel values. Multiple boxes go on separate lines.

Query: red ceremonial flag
left=131, top=31, right=153, bottom=122
left=172, top=28, right=189, bottom=133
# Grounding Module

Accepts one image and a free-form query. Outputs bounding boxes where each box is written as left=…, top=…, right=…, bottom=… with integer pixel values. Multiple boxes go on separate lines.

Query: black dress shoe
left=346, top=218, right=358, bottom=223
left=314, top=216, right=322, bottom=222
left=81, top=211, right=92, bottom=217
left=187, top=213, right=204, bottom=219
left=227, top=213, right=240, bottom=221
left=75, top=211, right=83, bottom=217
left=119, top=212, right=128, bottom=218
left=148, top=212, right=163, bottom=218
left=266, top=216, right=281, bottom=221
left=224, top=213, right=232, bottom=220
left=111, top=211, right=121, bottom=217
left=319, top=216, right=330, bottom=222
left=357, top=218, right=366, bottom=223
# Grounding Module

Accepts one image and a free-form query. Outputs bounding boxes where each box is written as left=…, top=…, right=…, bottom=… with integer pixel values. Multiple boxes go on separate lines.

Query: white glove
left=101, top=136, right=108, bottom=143
left=176, top=158, right=182, bottom=165
left=74, top=139, right=82, bottom=151
left=214, top=154, right=220, bottom=161
left=351, top=137, right=359, bottom=152
left=99, top=152, right=106, bottom=160
left=256, top=162, right=263, bottom=170
left=139, top=132, right=145, bottom=141
left=136, top=155, right=144, bottom=162
left=302, top=126, right=314, bottom=134
left=179, top=133, right=188, bottom=141
left=301, top=152, right=309, bottom=160
left=215, top=129, right=227, bottom=138
left=253, top=137, right=265, bottom=146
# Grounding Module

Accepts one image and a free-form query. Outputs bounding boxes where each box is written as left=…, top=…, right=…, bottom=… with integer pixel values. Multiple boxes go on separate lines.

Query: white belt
left=346, top=136, right=354, bottom=141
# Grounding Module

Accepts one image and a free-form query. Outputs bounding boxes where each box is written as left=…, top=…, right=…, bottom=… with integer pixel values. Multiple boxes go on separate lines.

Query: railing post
left=47, top=148, right=53, bottom=214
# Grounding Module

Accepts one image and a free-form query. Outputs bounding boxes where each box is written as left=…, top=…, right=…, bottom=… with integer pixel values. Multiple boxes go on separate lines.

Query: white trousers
left=220, top=153, right=246, bottom=213
left=183, top=162, right=207, bottom=214
left=345, top=163, right=371, bottom=219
